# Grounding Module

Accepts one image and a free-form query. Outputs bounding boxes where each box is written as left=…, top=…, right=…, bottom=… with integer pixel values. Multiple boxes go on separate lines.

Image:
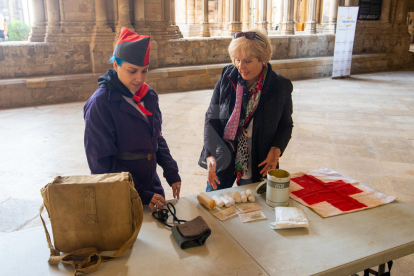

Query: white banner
left=332, top=6, right=359, bottom=78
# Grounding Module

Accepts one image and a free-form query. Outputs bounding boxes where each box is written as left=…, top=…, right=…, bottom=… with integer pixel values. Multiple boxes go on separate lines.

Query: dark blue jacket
left=199, top=64, right=293, bottom=182
left=84, top=85, right=181, bottom=205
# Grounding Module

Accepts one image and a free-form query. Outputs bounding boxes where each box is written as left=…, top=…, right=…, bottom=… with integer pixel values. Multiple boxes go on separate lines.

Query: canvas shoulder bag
left=40, top=172, right=143, bottom=275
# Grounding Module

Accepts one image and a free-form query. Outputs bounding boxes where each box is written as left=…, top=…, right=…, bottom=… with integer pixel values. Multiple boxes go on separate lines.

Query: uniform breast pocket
left=152, top=117, right=162, bottom=138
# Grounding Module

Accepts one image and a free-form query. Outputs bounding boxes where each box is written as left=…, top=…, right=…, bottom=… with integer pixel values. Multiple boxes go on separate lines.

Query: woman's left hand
left=171, top=182, right=181, bottom=199
left=258, top=147, right=281, bottom=177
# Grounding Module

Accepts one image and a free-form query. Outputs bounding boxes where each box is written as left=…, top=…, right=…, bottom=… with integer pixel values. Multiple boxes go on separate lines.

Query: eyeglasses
left=233, top=31, right=267, bottom=47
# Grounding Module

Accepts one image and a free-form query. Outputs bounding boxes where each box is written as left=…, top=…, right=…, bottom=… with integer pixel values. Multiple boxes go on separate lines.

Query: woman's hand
left=207, top=156, right=220, bottom=189
left=258, top=147, right=281, bottom=177
left=149, top=193, right=167, bottom=212
left=171, top=182, right=181, bottom=199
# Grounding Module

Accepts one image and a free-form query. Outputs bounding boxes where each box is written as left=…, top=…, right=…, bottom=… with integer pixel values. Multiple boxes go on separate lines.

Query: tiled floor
left=1, top=70, right=414, bottom=274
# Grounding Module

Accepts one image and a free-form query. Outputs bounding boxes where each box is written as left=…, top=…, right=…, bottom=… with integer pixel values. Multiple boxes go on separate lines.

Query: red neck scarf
left=132, top=82, right=152, bottom=116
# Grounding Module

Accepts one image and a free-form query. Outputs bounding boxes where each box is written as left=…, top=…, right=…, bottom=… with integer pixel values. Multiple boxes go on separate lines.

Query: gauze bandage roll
left=233, top=191, right=241, bottom=203
left=220, top=196, right=232, bottom=207
left=224, top=194, right=235, bottom=206
left=212, top=195, right=224, bottom=208
left=246, top=189, right=256, bottom=202
left=240, top=191, right=248, bottom=202
left=197, top=192, right=217, bottom=210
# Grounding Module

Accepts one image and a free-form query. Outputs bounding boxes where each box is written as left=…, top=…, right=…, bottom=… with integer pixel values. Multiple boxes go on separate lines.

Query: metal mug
left=262, top=169, right=290, bottom=208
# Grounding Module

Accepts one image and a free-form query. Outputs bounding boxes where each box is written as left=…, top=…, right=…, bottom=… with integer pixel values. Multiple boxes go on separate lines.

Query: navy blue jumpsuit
left=84, top=85, right=181, bottom=205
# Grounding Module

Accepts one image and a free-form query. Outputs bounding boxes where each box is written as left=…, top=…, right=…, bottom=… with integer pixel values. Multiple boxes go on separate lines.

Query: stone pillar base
left=257, top=21, right=268, bottom=31
left=134, top=22, right=152, bottom=36
left=90, top=41, right=114, bottom=73
left=324, top=22, right=336, bottom=34
left=29, top=23, right=46, bottom=42
left=149, top=39, right=158, bottom=69
left=95, top=24, right=113, bottom=34
left=116, top=23, right=134, bottom=34
left=200, top=22, right=211, bottom=37
left=29, top=29, right=46, bottom=42
left=45, top=23, right=61, bottom=42
left=90, top=25, right=115, bottom=73
left=228, top=22, right=242, bottom=36
left=144, top=21, right=183, bottom=41
left=304, top=21, right=316, bottom=34
left=47, top=22, right=97, bottom=43
left=178, top=24, right=201, bottom=37
left=280, top=21, right=295, bottom=35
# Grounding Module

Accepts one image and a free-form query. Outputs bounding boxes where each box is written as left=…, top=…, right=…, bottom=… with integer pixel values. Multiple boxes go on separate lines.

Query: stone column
left=225, top=0, right=231, bottom=30
left=44, top=0, right=60, bottom=42
left=257, top=0, right=268, bottom=30
left=304, top=0, right=317, bottom=34
left=254, top=0, right=259, bottom=27
left=280, top=0, right=294, bottom=34
left=242, top=0, right=250, bottom=29
left=170, top=0, right=181, bottom=34
left=395, top=0, right=408, bottom=23
left=276, top=0, right=284, bottom=31
left=165, top=0, right=172, bottom=25
left=228, top=0, right=242, bottom=35
left=200, top=0, right=211, bottom=36
left=90, top=0, right=114, bottom=73
left=324, top=0, right=339, bottom=34
left=380, top=0, right=392, bottom=22
left=218, top=0, right=223, bottom=28
left=171, top=0, right=177, bottom=25
left=267, top=0, right=273, bottom=30
left=28, top=0, right=46, bottom=42
left=188, top=0, right=196, bottom=24
left=117, top=0, right=134, bottom=32
left=293, top=0, right=298, bottom=31
left=134, top=0, right=151, bottom=35
left=94, top=0, right=112, bottom=33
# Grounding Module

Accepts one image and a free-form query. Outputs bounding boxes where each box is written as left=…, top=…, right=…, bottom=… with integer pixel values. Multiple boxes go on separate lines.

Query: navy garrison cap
left=113, top=27, right=151, bottom=66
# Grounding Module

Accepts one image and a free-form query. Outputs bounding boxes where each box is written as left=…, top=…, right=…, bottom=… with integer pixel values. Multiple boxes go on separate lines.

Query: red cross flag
left=289, top=168, right=396, bottom=218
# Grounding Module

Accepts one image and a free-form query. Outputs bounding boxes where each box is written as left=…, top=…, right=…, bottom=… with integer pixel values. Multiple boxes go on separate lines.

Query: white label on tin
left=267, top=186, right=289, bottom=204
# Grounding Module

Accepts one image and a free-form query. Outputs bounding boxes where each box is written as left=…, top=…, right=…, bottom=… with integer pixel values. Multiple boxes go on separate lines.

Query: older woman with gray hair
left=199, top=28, right=293, bottom=191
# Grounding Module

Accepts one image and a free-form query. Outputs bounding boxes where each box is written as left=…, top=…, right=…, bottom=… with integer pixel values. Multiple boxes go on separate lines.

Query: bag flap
left=51, top=172, right=131, bottom=185
left=47, top=177, right=133, bottom=252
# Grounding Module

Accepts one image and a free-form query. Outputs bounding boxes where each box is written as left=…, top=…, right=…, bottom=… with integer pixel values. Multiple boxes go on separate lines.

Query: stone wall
left=354, top=21, right=411, bottom=65
left=0, top=34, right=335, bottom=79
left=0, top=74, right=100, bottom=108
left=156, top=34, right=335, bottom=68
left=1, top=53, right=412, bottom=109
left=0, top=23, right=410, bottom=80
left=0, top=42, right=92, bottom=79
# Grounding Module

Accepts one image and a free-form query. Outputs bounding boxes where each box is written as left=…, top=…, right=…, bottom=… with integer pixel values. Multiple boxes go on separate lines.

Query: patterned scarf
left=223, top=65, right=268, bottom=183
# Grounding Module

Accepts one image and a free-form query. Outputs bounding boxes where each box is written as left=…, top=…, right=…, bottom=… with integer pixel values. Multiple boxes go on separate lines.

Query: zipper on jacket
left=228, top=76, right=236, bottom=91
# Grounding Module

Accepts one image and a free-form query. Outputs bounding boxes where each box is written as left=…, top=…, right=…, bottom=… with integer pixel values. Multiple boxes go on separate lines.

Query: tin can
left=265, top=169, right=290, bottom=207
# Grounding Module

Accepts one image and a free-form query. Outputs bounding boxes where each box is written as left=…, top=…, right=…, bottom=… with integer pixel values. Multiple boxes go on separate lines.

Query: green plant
left=7, top=20, right=30, bottom=41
